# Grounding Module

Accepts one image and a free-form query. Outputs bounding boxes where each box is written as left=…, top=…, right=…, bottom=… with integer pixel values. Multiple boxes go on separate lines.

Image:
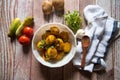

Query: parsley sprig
left=64, top=11, right=82, bottom=33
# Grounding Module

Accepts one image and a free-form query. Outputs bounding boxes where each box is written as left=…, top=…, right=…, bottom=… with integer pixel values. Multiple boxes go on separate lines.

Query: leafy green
left=45, top=45, right=52, bottom=50
left=45, top=52, right=49, bottom=59
left=64, top=11, right=82, bottom=33
left=39, top=40, right=46, bottom=48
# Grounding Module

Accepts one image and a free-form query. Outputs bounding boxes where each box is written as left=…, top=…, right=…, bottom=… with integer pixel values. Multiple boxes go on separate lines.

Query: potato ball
left=46, top=35, right=56, bottom=45
left=55, top=38, right=64, bottom=51
left=54, top=52, right=64, bottom=60
left=50, top=26, right=59, bottom=36
left=63, top=42, right=71, bottom=53
left=42, top=52, right=50, bottom=61
left=56, top=38, right=63, bottom=44
left=37, top=40, right=45, bottom=51
left=59, top=31, right=69, bottom=42
left=42, top=30, right=51, bottom=39
left=47, top=47, right=58, bottom=58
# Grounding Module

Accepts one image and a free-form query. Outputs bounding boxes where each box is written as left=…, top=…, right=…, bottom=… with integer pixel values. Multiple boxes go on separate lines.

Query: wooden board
left=0, top=0, right=120, bottom=80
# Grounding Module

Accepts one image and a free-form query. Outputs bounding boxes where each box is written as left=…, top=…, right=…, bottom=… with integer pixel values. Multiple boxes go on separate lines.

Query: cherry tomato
left=18, top=35, right=30, bottom=46
left=23, top=27, right=33, bottom=38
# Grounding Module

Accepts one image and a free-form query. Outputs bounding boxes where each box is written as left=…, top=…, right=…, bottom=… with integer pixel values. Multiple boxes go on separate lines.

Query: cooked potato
left=42, top=52, right=50, bottom=61
left=47, top=47, right=58, bottom=58
left=37, top=40, right=45, bottom=51
left=42, top=0, right=53, bottom=15
left=63, top=42, right=71, bottom=53
left=55, top=38, right=64, bottom=51
left=46, top=35, right=56, bottom=45
left=54, top=52, right=64, bottom=60
left=50, top=26, right=59, bottom=36
left=59, top=31, right=69, bottom=42
left=37, top=26, right=72, bottom=62
left=42, top=30, right=51, bottom=39
left=56, top=38, right=63, bottom=44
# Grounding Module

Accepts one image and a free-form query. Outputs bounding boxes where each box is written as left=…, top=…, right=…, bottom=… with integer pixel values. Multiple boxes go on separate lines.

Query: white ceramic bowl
left=32, top=23, right=77, bottom=68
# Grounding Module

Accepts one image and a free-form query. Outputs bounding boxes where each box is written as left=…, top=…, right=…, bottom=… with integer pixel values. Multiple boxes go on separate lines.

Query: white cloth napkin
left=73, top=5, right=120, bottom=72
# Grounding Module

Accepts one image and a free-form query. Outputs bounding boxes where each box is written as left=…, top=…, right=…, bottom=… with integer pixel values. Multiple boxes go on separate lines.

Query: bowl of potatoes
left=32, top=23, right=77, bottom=68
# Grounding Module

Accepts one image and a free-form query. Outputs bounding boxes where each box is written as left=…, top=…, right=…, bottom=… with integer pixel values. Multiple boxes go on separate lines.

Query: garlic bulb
left=75, top=29, right=85, bottom=39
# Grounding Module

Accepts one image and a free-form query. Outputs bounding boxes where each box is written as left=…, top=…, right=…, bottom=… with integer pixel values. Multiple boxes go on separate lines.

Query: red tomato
left=23, top=27, right=33, bottom=38
left=18, top=35, right=30, bottom=46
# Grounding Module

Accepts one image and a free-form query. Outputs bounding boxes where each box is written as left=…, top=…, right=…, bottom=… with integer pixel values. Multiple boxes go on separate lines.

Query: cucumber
left=8, top=18, right=21, bottom=37
left=15, top=17, right=34, bottom=37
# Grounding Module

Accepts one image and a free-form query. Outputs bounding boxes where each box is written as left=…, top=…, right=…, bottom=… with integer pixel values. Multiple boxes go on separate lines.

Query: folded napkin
left=73, top=5, right=120, bottom=72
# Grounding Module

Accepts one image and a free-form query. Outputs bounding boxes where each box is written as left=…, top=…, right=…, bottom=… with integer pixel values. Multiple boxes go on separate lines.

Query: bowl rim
left=32, top=22, right=77, bottom=68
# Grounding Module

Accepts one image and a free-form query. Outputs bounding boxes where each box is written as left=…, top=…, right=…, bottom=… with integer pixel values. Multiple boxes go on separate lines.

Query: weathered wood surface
left=0, top=0, right=120, bottom=80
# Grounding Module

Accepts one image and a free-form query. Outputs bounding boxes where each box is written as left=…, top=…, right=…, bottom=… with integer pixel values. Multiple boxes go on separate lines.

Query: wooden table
left=0, top=0, right=120, bottom=80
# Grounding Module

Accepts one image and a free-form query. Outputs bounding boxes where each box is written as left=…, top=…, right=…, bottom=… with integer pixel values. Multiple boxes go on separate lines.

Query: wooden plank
left=31, top=0, right=64, bottom=80
left=0, top=0, right=16, bottom=80
left=7, top=0, right=16, bottom=79
left=0, top=0, right=3, bottom=80
left=111, top=0, right=120, bottom=80
left=95, top=0, right=120, bottom=80
left=63, top=0, right=96, bottom=80
left=1, top=0, right=120, bottom=80
left=114, top=0, right=120, bottom=21
left=30, top=0, right=51, bottom=80
left=91, top=73, right=97, bottom=80
left=0, top=1, right=7, bottom=80
left=48, top=0, right=64, bottom=80
left=31, top=57, right=51, bottom=80
left=63, top=0, right=81, bottom=80
left=95, top=0, right=114, bottom=80
left=64, top=62, right=81, bottom=80
left=13, top=0, right=33, bottom=80
left=79, top=0, right=96, bottom=80
left=48, top=67, right=63, bottom=80
left=114, top=39, right=120, bottom=80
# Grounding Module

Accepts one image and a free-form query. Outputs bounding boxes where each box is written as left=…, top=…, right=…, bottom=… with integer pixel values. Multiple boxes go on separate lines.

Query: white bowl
left=32, top=23, right=77, bottom=68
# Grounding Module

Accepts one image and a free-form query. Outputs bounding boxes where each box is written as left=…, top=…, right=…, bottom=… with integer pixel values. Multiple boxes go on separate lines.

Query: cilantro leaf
left=64, top=10, right=82, bottom=33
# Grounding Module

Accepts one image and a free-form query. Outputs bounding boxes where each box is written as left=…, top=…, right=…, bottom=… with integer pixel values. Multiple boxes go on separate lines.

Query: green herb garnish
left=64, top=10, right=82, bottom=33
left=39, top=40, right=46, bottom=48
